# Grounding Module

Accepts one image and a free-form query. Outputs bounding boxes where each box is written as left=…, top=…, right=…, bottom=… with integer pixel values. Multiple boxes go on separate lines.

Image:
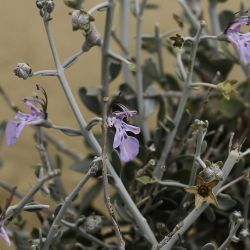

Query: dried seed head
left=14, top=63, right=32, bottom=80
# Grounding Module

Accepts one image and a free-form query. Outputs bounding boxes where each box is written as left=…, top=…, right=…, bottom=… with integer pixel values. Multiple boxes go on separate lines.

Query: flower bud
left=82, top=28, right=102, bottom=52
left=83, top=215, right=103, bottom=233
left=36, top=0, right=44, bottom=9
left=46, top=0, right=55, bottom=14
left=14, top=63, right=32, bottom=80
left=71, top=10, right=94, bottom=32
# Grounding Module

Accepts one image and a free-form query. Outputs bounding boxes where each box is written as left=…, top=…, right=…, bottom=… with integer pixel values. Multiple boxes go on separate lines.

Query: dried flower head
left=224, top=15, right=250, bottom=63
left=170, top=34, right=184, bottom=48
left=185, top=176, right=219, bottom=208
left=36, top=0, right=55, bottom=16
left=108, top=104, right=140, bottom=162
left=14, top=63, right=32, bottom=80
left=217, top=79, right=239, bottom=100
left=5, top=85, right=48, bottom=146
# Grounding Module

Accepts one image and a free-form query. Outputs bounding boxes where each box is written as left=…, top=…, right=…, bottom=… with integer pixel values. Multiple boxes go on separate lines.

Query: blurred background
left=0, top=0, right=245, bottom=248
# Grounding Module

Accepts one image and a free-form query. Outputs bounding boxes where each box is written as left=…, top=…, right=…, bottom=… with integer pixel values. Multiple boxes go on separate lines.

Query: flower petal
left=113, top=130, right=123, bottom=149
left=119, top=136, right=139, bottom=162
left=5, top=121, right=26, bottom=146
left=0, top=227, right=11, bottom=246
left=123, top=122, right=141, bottom=135
left=227, top=32, right=250, bottom=63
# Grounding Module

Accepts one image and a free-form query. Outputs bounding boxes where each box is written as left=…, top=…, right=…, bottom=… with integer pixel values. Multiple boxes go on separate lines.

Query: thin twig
left=135, top=0, right=150, bottom=144
left=101, top=1, right=125, bottom=249
left=154, top=21, right=205, bottom=180
left=5, top=170, right=60, bottom=222
left=41, top=165, right=97, bottom=250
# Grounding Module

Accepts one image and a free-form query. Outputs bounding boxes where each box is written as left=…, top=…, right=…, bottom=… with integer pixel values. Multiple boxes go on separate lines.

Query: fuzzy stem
left=218, top=218, right=244, bottom=250
left=5, top=170, right=60, bottom=222
left=120, top=0, right=131, bottom=84
left=209, top=0, right=221, bottom=36
left=42, top=12, right=156, bottom=247
left=135, top=0, right=150, bottom=144
left=41, top=166, right=96, bottom=250
left=154, top=22, right=205, bottom=180
left=61, top=220, right=116, bottom=249
left=217, top=175, right=245, bottom=194
left=101, top=1, right=125, bottom=249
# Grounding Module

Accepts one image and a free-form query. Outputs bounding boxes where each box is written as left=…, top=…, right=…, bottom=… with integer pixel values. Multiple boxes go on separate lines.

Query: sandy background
left=0, top=0, right=244, bottom=249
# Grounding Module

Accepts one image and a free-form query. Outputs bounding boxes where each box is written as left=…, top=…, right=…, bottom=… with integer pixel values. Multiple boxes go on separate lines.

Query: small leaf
left=59, top=127, right=82, bottom=136
left=217, top=193, right=237, bottom=210
left=136, top=176, right=156, bottom=185
left=79, top=87, right=102, bottom=115
left=201, top=243, right=217, bottom=250
left=204, top=206, right=216, bottom=222
left=109, top=61, right=122, bottom=82
left=219, top=10, right=235, bottom=30
left=70, top=155, right=95, bottom=173
left=220, top=98, right=243, bottom=118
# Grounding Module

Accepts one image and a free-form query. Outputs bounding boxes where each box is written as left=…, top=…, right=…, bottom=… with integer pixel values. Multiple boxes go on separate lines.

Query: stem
left=155, top=24, right=165, bottom=81
left=177, top=50, right=187, bottom=80
left=154, top=22, right=205, bottom=180
left=189, top=126, right=207, bottom=186
left=218, top=218, right=244, bottom=250
left=120, top=0, right=131, bottom=84
left=0, top=180, right=23, bottom=199
left=41, top=166, right=96, bottom=250
left=178, top=0, right=200, bottom=29
left=217, top=175, right=245, bottom=194
left=159, top=149, right=242, bottom=250
left=61, top=220, right=116, bottom=249
left=109, top=50, right=132, bottom=65
left=209, top=0, right=221, bottom=36
left=42, top=13, right=157, bottom=247
left=88, top=1, right=109, bottom=15
left=156, top=180, right=188, bottom=189
left=62, top=50, right=84, bottom=69
left=135, top=0, right=150, bottom=144
left=43, top=131, right=83, bottom=161
left=33, top=70, right=57, bottom=76
left=101, top=1, right=125, bottom=248
left=5, top=170, right=60, bottom=222
left=190, top=82, right=217, bottom=89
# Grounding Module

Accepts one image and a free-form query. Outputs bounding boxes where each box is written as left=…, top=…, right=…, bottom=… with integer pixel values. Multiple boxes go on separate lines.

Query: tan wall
left=0, top=1, right=243, bottom=249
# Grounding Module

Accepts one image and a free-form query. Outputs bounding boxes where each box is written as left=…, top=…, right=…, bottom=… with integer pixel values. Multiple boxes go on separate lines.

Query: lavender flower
left=5, top=85, right=48, bottom=146
left=225, top=15, right=250, bottom=63
left=108, top=104, right=140, bottom=162
left=0, top=226, right=11, bottom=246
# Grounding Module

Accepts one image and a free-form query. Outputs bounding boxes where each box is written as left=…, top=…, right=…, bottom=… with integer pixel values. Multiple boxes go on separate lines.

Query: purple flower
left=6, top=85, right=48, bottom=146
left=108, top=104, right=140, bottom=162
left=225, top=15, right=250, bottom=63
left=0, top=226, right=11, bottom=246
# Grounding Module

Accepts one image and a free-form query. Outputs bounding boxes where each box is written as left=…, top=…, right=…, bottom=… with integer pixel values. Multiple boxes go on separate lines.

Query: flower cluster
left=108, top=104, right=140, bottom=162
left=5, top=85, right=48, bottom=146
left=225, top=15, right=250, bottom=63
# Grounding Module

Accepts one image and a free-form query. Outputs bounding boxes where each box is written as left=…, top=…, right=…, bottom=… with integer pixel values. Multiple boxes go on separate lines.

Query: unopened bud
left=46, top=0, right=55, bottom=13
left=36, top=0, right=55, bottom=16
left=82, top=28, right=102, bottom=52
left=14, top=63, right=32, bottom=80
left=36, top=0, right=44, bottom=9
left=84, top=215, right=103, bottom=234
left=71, top=10, right=94, bottom=32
